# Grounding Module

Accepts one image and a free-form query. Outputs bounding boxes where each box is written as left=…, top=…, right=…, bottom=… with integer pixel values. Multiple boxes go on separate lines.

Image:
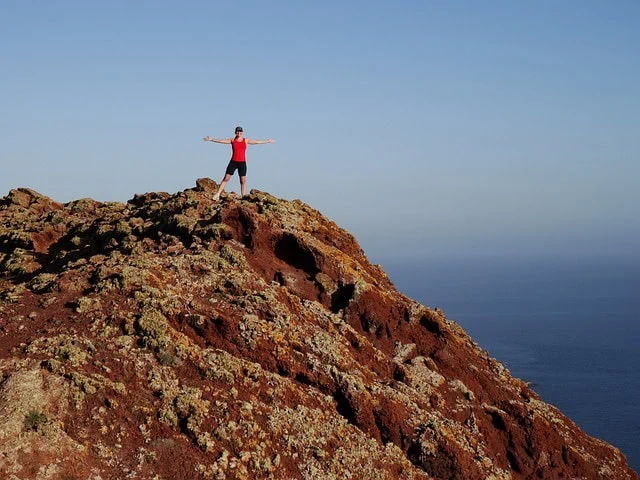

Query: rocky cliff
left=0, top=180, right=637, bottom=480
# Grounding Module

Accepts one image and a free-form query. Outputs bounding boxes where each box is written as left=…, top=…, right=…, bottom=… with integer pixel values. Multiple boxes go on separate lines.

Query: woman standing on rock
left=203, top=126, right=275, bottom=200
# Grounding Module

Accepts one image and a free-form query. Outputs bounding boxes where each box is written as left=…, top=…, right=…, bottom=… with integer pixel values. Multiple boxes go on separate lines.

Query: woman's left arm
left=246, top=139, right=275, bottom=145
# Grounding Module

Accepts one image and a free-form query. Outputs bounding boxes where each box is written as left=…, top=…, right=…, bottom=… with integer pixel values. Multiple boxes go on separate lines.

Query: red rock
left=195, top=177, right=218, bottom=193
left=0, top=182, right=636, bottom=480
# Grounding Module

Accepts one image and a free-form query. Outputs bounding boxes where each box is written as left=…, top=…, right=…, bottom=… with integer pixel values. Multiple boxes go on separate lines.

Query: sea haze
left=383, top=256, right=640, bottom=473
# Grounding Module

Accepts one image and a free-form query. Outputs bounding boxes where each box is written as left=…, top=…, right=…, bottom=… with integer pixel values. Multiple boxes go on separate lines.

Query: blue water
left=383, top=257, right=640, bottom=473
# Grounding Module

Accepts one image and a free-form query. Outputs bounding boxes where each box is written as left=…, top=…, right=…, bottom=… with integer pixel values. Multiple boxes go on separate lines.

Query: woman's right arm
left=203, top=136, right=232, bottom=144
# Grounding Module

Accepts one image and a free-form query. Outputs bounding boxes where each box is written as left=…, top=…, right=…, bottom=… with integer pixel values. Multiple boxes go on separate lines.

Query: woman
left=203, top=126, right=275, bottom=200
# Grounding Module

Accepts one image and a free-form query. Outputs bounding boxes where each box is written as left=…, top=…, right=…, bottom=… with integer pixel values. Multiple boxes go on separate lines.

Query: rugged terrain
left=0, top=180, right=637, bottom=480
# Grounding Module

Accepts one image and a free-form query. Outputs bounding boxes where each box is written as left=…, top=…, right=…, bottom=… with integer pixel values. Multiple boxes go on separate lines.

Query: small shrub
left=157, top=351, right=181, bottom=367
left=219, top=244, right=246, bottom=267
left=24, top=410, right=48, bottom=432
left=135, top=308, right=169, bottom=349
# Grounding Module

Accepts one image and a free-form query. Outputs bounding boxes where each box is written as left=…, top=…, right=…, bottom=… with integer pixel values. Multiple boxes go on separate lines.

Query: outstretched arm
left=203, top=136, right=232, bottom=144
left=246, top=138, right=275, bottom=145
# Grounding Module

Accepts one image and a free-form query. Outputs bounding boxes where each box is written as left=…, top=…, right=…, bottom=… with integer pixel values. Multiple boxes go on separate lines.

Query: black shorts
left=225, top=160, right=247, bottom=177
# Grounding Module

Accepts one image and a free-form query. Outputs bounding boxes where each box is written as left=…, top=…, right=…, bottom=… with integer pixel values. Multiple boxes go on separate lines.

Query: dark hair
left=235, top=126, right=243, bottom=132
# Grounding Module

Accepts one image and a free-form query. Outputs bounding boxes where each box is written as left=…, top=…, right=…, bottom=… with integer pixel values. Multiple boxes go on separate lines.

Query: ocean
left=383, top=256, right=640, bottom=473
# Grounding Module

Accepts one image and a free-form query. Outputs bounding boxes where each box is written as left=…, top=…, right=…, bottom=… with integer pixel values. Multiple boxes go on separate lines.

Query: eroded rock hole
left=420, top=314, right=442, bottom=335
left=506, top=449, right=522, bottom=473
left=274, top=233, right=319, bottom=277
left=333, top=389, right=358, bottom=427
left=277, top=364, right=290, bottom=377
left=488, top=411, right=507, bottom=431
left=294, top=372, right=314, bottom=387
left=237, top=210, right=255, bottom=248
left=330, top=283, right=355, bottom=313
left=273, top=271, right=285, bottom=286
left=224, top=207, right=256, bottom=248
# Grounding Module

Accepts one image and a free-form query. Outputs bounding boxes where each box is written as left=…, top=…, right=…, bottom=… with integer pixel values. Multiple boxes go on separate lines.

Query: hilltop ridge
left=0, top=180, right=637, bottom=480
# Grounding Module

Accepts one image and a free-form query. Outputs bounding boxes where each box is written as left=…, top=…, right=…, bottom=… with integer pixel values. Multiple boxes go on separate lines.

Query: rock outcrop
left=0, top=181, right=637, bottom=480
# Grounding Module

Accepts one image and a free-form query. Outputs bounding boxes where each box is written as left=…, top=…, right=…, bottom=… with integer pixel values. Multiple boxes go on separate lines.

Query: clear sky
left=2, top=1, right=639, bottom=263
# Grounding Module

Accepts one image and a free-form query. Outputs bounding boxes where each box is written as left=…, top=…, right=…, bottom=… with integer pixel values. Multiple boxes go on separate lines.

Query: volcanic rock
left=0, top=180, right=637, bottom=480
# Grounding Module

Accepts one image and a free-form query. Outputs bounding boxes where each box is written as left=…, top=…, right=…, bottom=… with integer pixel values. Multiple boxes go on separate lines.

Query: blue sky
left=2, top=1, right=639, bottom=262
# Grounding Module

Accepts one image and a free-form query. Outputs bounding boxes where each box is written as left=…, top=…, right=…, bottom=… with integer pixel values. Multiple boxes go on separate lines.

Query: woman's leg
left=239, top=176, right=247, bottom=197
left=214, top=173, right=233, bottom=200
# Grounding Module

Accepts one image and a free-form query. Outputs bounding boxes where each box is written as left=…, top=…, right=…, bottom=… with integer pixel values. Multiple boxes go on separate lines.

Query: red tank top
left=231, top=138, right=247, bottom=162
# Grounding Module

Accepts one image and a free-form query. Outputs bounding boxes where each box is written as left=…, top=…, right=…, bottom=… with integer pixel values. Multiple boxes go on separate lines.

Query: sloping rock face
left=0, top=181, right=637, bottom=480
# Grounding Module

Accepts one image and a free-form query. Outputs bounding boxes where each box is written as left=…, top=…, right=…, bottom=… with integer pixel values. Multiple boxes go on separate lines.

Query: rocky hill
left=0, top=180, right=637, bottom=480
